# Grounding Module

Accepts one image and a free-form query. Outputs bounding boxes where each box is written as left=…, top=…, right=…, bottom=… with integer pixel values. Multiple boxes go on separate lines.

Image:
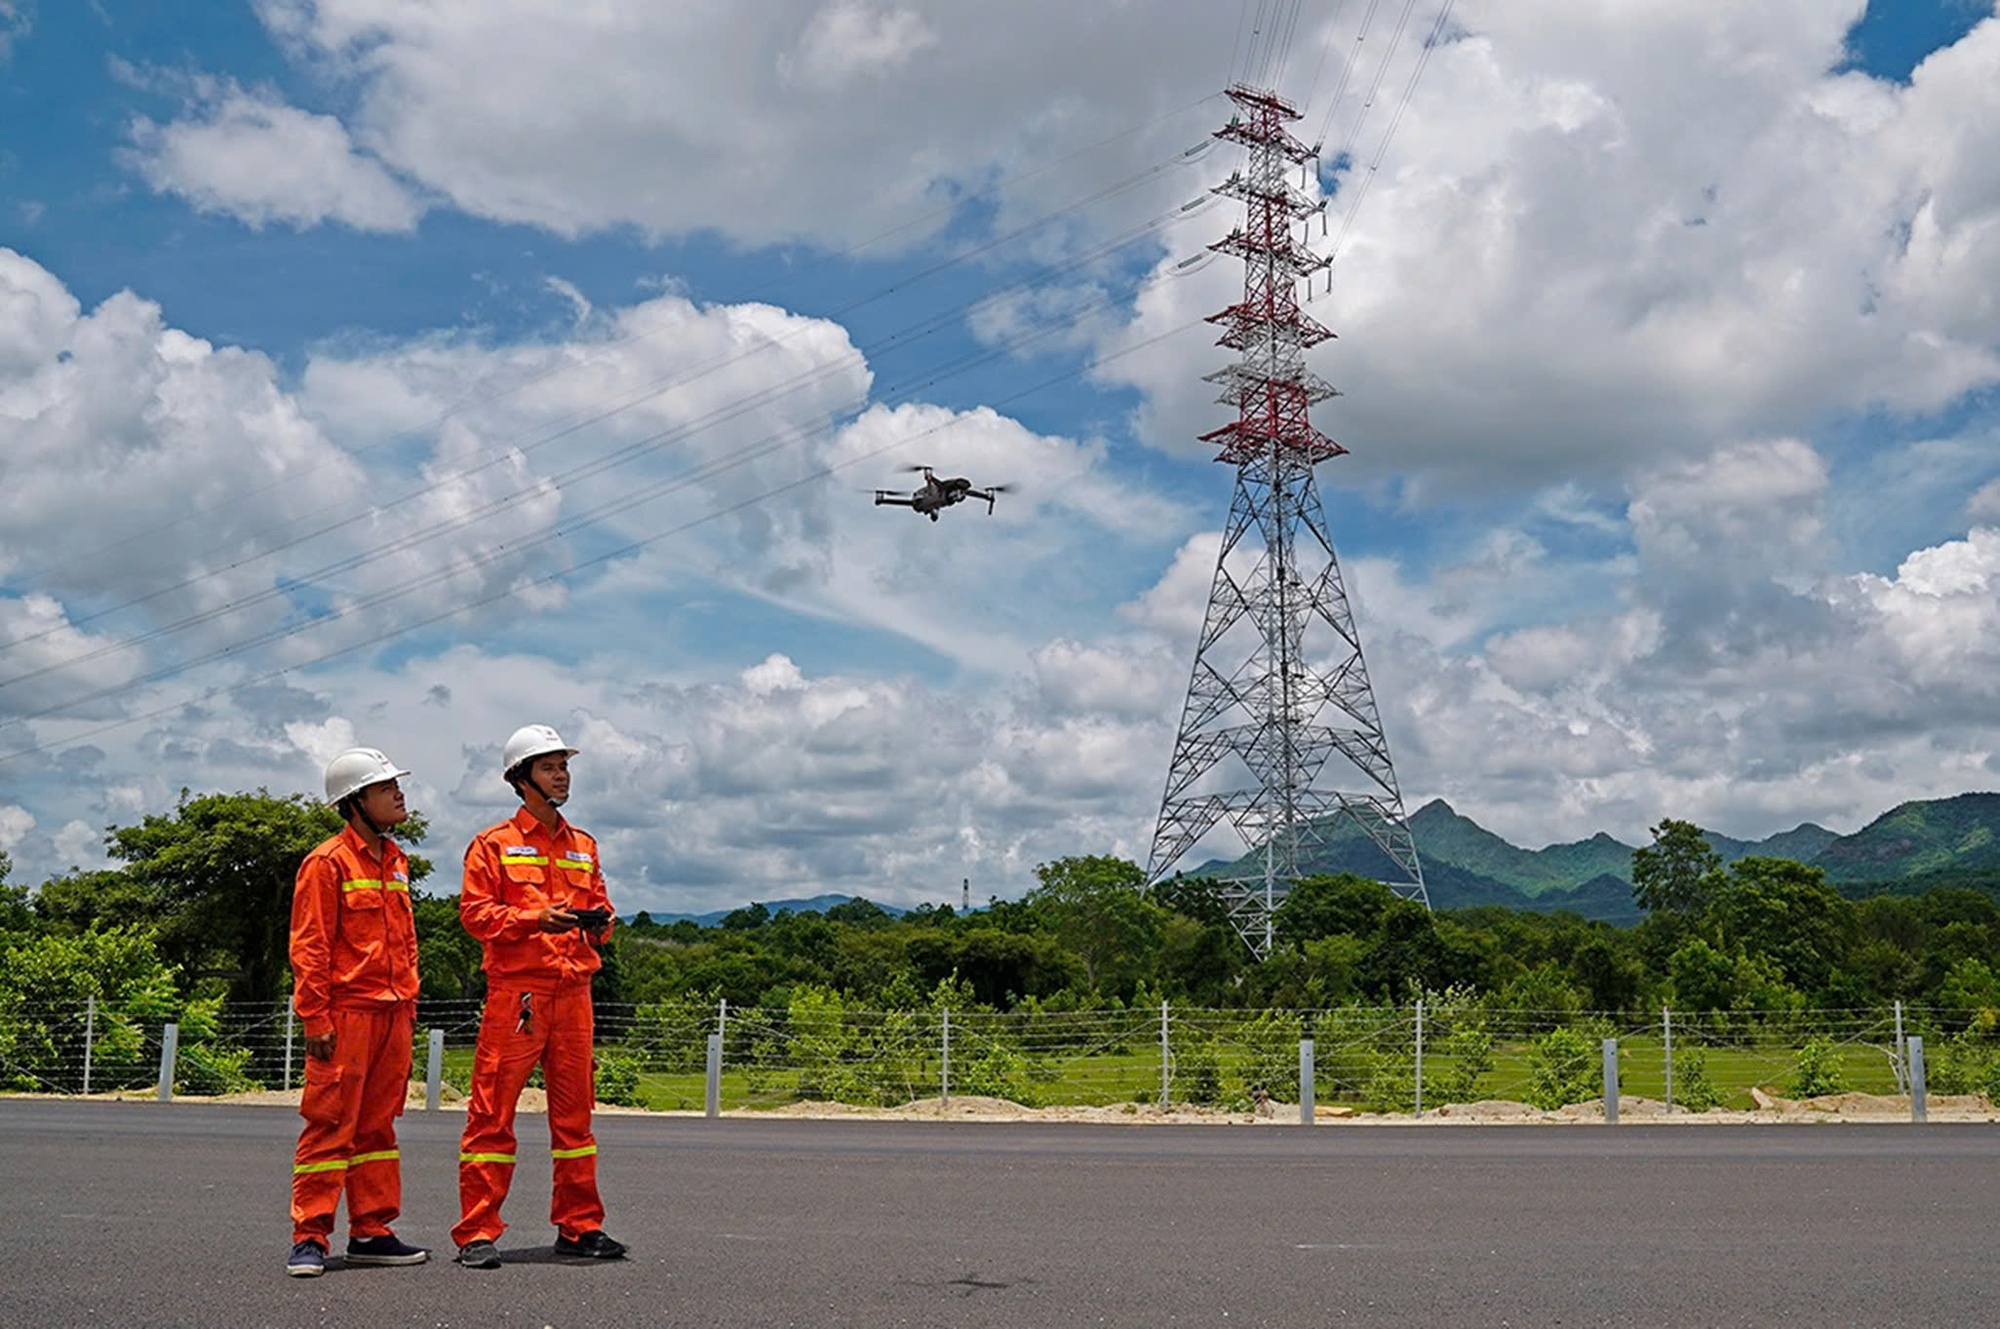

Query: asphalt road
left=0, top=1101, right=1995, bottom=1327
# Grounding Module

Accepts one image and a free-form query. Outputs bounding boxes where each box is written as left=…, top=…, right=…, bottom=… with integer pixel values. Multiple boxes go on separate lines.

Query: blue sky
left=3, top=1, right=1999, bottom=912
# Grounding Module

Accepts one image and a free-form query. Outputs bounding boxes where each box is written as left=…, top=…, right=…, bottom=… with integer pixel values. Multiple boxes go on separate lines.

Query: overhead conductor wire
left=1, top=191, right=1208, bottom=707
left=2, top=120, right=1223, bottom=677
left=22, top=91, right=1226, bottom=608
left=0, top=316, right=1204, bottom=770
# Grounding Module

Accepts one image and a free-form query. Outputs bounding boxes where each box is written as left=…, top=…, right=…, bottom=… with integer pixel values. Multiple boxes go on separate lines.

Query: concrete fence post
left=1159, top=1002, right=1171, bottom=1108
left=157, top=1022, right=180, bottom=1103
left=283, top=1006, right=296, bottom=1093
left=1299, top=1037, right=1315, bottom=1126
left=1414, top=1000, right=1425, bottom=1115
left=1894, top=1001, right=1907, bottom=1095
left=705, top=1033, right=723, bottom=1119
left=424, top=1028, right=445, bottom=1111
left=82, top=996, right=96, bottom=1097
left=1909, top=1035, right=1927, bottom=1123
left=941, top=1009, right=952, bottom=1108
left=1662, top=1007, right=1673, bottom=1111
left=1602, top=1038, right=1619, bottom=1125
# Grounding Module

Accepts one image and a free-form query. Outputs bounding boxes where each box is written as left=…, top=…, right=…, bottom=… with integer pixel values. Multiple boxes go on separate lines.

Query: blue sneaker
left=346, top=1233, right=430, bottom=1266
left=287, top=1240, right=327, bottom=1278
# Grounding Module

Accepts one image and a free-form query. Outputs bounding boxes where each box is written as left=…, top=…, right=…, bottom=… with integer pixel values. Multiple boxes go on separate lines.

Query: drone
left=872, top=465, right=1010, bottom=521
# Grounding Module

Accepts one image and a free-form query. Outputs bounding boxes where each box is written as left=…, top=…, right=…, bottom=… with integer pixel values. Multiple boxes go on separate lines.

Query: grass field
left=421, top=1036, right=1905, bottom=1114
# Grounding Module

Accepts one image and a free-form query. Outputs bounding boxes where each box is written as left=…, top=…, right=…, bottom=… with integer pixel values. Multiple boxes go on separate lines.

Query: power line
left=1310, top=0, right=1384, bottom=154
left=0, top=317, right=1203, bottom=769
left=5, top=214, right=1210, bottom=725
left=1326, top=0, right=1458, bottom=261
left=25, top=92, right=1225, bottom=599
left=3, top=126, right=1219, bottom=671
left=2, top=171, right=1212, bottom=698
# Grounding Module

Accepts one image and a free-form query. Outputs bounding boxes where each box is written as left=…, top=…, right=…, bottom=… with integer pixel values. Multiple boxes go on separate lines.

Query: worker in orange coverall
left=451, top=723, right=626, bottom=1269
left=286, top=747, right=429, bottom=1278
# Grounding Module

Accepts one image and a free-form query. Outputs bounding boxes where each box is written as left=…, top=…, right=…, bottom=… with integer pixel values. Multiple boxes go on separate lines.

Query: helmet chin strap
left=517, top=768, right=566, bottom=810
left=350, top=794, right=386, bottom=839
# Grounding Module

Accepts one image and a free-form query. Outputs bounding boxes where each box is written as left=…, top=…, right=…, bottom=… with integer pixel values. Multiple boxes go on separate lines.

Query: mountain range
left=1197, top=791, right=2000, bottom=925
left=630, top=793, right=2000, bottom=929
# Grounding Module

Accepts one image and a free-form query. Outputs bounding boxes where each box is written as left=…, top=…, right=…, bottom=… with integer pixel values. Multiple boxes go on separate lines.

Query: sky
left=2, top=0, right=1998, bottom=914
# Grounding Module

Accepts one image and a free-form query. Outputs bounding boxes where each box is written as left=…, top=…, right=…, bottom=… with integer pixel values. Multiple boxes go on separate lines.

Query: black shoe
left=286, top=1239, right=327, bottom=1278
left=554, top=1229, right=627, bottom=1260
left=455, top=1240, right=502, bottom=1270
left=346, top=1233, right=430, bottom=1266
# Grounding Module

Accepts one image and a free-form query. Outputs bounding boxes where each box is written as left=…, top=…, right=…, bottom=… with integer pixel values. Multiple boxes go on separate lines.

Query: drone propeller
left=986, top=484, right=1015, bottom=494
left=898, top=463, right=933, bottom=473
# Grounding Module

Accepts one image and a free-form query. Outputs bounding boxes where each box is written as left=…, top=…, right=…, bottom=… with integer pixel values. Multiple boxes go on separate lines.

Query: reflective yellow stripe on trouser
left=460, top=1152, right=518, bottom=1165
left=551, top=1145, right=598, bottom=1160
left=293, top=1158, right=349, bottom=1175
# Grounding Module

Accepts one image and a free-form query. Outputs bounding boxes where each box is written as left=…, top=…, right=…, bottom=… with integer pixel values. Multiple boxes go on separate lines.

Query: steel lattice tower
left=1147, top=84, right=1427, bottom=957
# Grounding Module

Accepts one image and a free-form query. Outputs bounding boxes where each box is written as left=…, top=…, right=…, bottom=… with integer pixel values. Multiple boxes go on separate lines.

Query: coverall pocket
left=300, top=1058, right=346, bottom=1127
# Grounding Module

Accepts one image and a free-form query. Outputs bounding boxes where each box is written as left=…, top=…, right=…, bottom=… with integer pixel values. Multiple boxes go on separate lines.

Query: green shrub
left=1789, top=1036, right=1849, bottom=1098
left=1361, top=1049, right=1415, bottom=1113
left=1670, top=1041, right=1722, bottom=1113
left=593, top=1051, right=645, bottom=1107
left=1525, top=1027, right=1600, bottom=1110
left=1169, top=1022, right=1223, bottom=1106
left=1927, top=1012, right=1997, bottom=1095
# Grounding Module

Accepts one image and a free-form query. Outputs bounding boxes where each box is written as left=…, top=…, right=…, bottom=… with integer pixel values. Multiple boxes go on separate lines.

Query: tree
left=1707, top=857, right=1853, bottom=995
left=1024, top=856, right=1160, bottom=998
left=104, top=789, right=429, bottom=1006
left=1273, top=873, right=1395, bottom=945
left=1150, top=874, right=1230, bottom=928
left=825, top=898, right=892, bottom=927
left=720, top=901, right=771, bottom=930
left=0, top=850, right=34, bottom=935
left=413, top=891, right=486, bottom=1000
left=1632, top=819, right=1723, bottom=916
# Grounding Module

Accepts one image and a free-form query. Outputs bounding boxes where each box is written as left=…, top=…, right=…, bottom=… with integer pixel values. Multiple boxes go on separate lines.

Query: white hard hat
left=323, top=747, right=411, bottom=806
left=503, top=723, right=579, bottom=777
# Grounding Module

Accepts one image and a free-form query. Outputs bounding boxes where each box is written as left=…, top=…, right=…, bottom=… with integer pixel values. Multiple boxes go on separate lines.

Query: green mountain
left=1709, top=822, right=1841, bottom=865
left=1188, top=792, right=2000, bottom=924
left=1812, top=793, right=2000, bottom=884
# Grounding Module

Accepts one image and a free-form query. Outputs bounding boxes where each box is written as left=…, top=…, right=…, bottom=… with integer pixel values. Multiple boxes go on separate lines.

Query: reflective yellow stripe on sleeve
left=293, top=1159, right=349, bottom=1175
left=459, top=1152, right=518, bottom=1165
left=349, top=1149, right=400, bottom=1166
left=550, top=1145, right=598, bottom=1160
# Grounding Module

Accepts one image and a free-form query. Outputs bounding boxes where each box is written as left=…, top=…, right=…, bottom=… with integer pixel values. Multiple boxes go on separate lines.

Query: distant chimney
left=962, top=878, right=969, bottom=911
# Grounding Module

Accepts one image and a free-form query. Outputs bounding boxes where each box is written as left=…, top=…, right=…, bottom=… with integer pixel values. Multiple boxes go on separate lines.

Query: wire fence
left=8, top=996, right=2000, bottom=1116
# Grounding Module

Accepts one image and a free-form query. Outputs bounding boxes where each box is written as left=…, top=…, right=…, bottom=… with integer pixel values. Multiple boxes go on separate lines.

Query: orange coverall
left=452, top=807, right=614, bottom=1248
left=289, top=825, right=421, bottom=1247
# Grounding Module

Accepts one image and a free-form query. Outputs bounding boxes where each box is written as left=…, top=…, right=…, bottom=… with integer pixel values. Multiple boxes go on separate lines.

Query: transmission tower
left=1146, top=84, right=1427, bottom=958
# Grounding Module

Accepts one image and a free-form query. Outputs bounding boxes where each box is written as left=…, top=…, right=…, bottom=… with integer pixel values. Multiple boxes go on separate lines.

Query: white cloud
left=235, top=0, right=1241, bottom=244
left=1375, top=441, right=2000, bottom=847
left=1102, top=3, right=2000, bottom=496
left=781, top=3, right=938, bottom=91
left=125, top=81, right=422, bottom=232
left=1970, top=479, right=2000, bottom=521
left=0, top=803, right=31, bottom=854
left=51, top=820, right=108, bottom=873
